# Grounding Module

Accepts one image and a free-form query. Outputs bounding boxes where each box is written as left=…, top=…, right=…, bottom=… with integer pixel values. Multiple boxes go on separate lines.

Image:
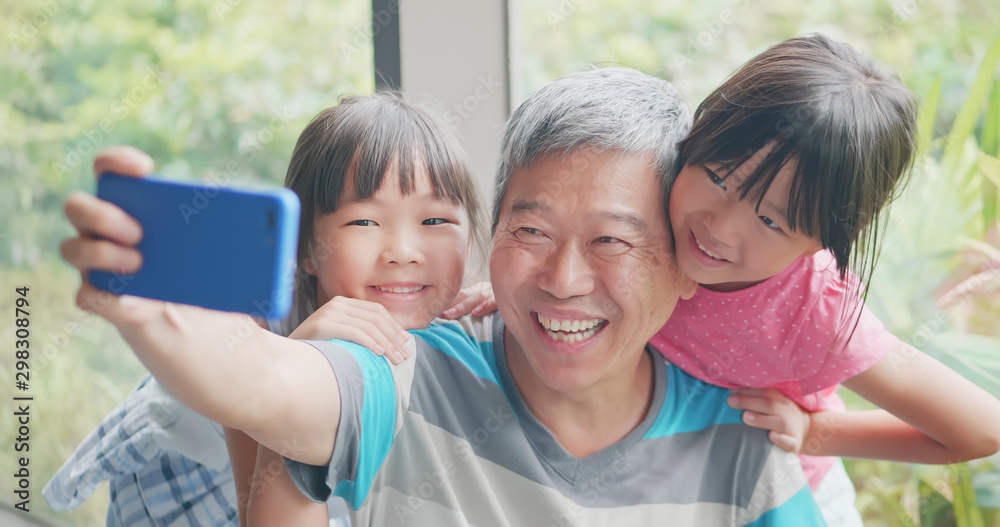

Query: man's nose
left=537, top=241, right=595, bottom=299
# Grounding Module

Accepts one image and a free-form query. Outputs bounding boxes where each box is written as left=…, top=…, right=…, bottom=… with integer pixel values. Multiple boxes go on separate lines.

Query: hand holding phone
left=88, top=173, right=300, bottom=319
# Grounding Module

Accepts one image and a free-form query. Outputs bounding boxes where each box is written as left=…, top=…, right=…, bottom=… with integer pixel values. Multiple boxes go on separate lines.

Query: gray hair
left=491, top=67, right=692, bottom=233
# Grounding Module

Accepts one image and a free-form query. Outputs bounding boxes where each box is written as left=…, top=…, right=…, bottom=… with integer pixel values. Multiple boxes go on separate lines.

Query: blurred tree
left=1, top=0, right=373, bottom=268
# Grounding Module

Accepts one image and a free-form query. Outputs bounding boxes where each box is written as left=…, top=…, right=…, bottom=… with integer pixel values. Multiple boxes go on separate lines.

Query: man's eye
left=519, top=227, right=542, bottom=236
left=759, top=216, right=781, bottom=230
left=422, top=218, right=449, bottom=225
left=706, top=169, right=727, bottom=190
left=596, top=236, right=625, bottom=244
left=346, top=219, right=377, bottom=227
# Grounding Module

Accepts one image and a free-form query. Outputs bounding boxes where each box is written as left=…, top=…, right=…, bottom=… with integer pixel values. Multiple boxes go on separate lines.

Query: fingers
left=65, top=191, right=143, bottom=245
left=729, top=389, right=809, bottom=454
left=93, top=145, right=154, bottom=179
left=351, top=317, right=407, bottom=365
left=739, top=410, right=788, bottom=433
left=293, top=297, right=410, bottom=364
left=727, top=392, right=780, bottom=415
left=441, top=303, right=465, bottom=319
left=767, top=431, right=800, bottom=453
left=61, top=236, right=143, bottom=275
left=442, top=282, right=494, bottom=318
left=471, top=295, right=497, bottom=316
left=75, top=282, right=162, bottom=328
left=336, top=298, right=409, bottom=354
left=340, top=324, right=405, bottom=365
left=729, top=387, right=769, bottom=397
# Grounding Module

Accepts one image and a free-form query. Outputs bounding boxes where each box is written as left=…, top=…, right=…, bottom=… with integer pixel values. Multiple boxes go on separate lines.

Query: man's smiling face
left=490, top=148, right=696, bottom=397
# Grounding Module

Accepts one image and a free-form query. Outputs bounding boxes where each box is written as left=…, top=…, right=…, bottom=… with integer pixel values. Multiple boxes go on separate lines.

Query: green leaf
left=980, top=153, right=1000, bottom=228
left=983, top=80, right=1000, bottom=158
left=981, top=154, right=1000, bottom=189
left=952, top=463, right=986, bottom=527
left=943, top=35, right=1000, bottom=175
left=919, top=478, right=956, bottom=527
left=973, top=462, right=1000, bottom=509
left=917, top=78, right=942, bottom=156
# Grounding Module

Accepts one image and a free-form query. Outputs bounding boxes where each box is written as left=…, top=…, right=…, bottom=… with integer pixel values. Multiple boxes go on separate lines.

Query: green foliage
left=943, top=37, right=1000, bottom=176
left=859, top=33, right=1000, bottom=525
left=2, top=0, right=373, bottom=523
left=4, top=0, right=1000, bottom=525
left=1, top=0, right=373, bottom=269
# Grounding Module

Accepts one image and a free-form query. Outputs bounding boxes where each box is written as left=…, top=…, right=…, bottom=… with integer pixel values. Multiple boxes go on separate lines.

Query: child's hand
left=441, top=282, right=496, bottom=319
left=727, top=388, right=812, bottom=454
left=289, top=296, right=412, bottom=364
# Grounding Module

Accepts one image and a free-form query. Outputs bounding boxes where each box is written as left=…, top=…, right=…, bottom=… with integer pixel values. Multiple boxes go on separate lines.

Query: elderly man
left=61, top=68, right=822, bottom=525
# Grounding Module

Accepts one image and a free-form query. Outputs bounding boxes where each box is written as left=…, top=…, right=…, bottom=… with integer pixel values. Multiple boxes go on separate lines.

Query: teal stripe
left=645, top=365, right=744, bottom=438
left=329, top=340, right=396, bottom=509
left=743, top=486, right=826, bottom=526
left=411, top=322, right=500, bottom=385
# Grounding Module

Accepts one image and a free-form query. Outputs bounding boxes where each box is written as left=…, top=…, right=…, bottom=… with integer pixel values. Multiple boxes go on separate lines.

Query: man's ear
left=678, top=273, right=698, bottom=301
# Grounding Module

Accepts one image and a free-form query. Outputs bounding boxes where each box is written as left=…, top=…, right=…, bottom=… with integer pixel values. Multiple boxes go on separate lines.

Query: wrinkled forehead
left=498, top=149, right=664, bottom=230
left=508, top=148, right=657, bottom=199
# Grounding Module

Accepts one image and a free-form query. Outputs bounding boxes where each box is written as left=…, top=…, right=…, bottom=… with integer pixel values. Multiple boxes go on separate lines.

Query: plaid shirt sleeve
left=43, top=374, right=239, bottom=525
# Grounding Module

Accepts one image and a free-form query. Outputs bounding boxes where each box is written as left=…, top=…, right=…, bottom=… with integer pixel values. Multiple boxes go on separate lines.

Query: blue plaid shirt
left=43, top=374, right=239, bottom=526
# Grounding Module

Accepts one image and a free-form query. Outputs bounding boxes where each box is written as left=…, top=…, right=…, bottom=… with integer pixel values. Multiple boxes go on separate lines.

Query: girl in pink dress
left=651, top=34, right=1000, bottom=525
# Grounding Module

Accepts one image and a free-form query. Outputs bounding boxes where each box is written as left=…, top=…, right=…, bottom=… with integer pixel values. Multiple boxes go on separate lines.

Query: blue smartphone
left=89, top=173, right=300, bottom=319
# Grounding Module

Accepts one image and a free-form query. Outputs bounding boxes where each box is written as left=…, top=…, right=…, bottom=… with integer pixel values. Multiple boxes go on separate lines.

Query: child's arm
left=63, top=147, right=341, bottom=466
left=225, top=299, right=408, bottom=524
left=225, top=318, right=278, bottom=527
left=247, top=444, right=328, bottom=527
left=732, top=343, right=1000, bottom=462
left=226, top=428, right=260, bottom=527
left=818, top=343, right=1000, bottom=461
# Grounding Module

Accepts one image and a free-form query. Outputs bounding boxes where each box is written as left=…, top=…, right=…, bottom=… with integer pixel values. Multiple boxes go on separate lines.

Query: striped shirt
left=286, top=314, right=826, bottom=526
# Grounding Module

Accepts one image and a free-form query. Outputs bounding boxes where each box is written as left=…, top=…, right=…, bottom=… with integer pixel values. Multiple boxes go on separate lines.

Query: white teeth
left=377, top=286, right=425, bottom=294
left=695, top=237, right=726, bottom=260
left=536, top=314, right=605, bottom=342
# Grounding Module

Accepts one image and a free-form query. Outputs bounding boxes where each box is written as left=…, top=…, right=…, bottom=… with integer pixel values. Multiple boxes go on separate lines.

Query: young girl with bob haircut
left=48, top=91, right=487, bottom=527
left=656, top=34, right=1000, bottom=525
left=227, top=90, right=490, bottom=525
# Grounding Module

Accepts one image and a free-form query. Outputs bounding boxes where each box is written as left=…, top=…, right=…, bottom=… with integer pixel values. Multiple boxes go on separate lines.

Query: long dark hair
left=283, top=92, right=487, bottom=325
left=678, top=34, right=917, bottom=337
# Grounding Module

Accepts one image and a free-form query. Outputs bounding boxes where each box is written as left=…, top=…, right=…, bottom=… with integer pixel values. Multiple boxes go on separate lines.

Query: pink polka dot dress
left=650, top=250, right=901, bottom=489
